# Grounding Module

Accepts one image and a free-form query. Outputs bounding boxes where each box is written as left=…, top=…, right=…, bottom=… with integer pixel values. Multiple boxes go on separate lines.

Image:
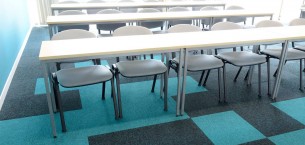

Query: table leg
left=180, top=48, right=188, bottom=115
left=176, top=49, right=184, bottom=116
left=43, top=63, right=57, bottom=137
left=272, top=40, right=289, bottom=100
left=48, top=25, right=54, bottom=40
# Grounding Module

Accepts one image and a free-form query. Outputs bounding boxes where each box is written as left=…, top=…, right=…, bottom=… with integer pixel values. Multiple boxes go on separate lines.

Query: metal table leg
left=43, top=63, right=57, bottom=137
left=180, top=48, right=188, bottom=115
left=272, top=40, right=289, bottom=100
left=176, top=48, right=184, bottom=116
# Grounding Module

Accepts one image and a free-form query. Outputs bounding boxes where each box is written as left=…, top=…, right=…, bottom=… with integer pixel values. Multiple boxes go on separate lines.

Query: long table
left=51, top=1, right=226, bottom=15
left=47, top=10, right=274, bottom=37
left=39, top=26, right=305, bottom=137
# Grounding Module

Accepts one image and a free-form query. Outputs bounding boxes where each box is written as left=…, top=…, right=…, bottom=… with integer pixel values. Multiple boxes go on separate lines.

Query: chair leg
left=244, top=68, right=250, bottom=81
left=150, top=54, right=154, bottom=59
left=53, top=80, right=67, bottom=132
left=202, top=70, right=210, bottom=86
left=164, top=71, right=168, bottom=111
left=300, top=59, right=304, bottom=92
left=234, top=67, right=243, bottom=82
left=115, top=72, right=123, bottom=118
left=151, top=75, right=157, bottom=93
left=143, top=55, right=146, bottom=60
left=267, top=57, right=271, bottom=96
left=110, top=78, right=119, bottom=120
left=217, top=68, right=221, bottom=103
left=198, top=70, right=205, bottom=86
left=214, top=49, right=218, bottom=55
left=223, top=64, right=227, bottom=103
left=56, top=62, right=61, bottom=71
left=240, top=46, right=244, bottom=51
left=258, top=64, right=262, bottom=98
left=102, top=82, right=106, bottom=100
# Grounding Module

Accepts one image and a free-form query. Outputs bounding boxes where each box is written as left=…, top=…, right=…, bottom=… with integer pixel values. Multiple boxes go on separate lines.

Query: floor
left=1, top=27, right=305, bottom=145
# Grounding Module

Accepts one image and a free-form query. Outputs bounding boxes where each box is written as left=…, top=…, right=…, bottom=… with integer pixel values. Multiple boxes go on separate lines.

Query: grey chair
left=118, top=0, right=138, bottom=13
left=57, top=1, right=79, bottom=13
left=51, top=29, right=100, bottom=69
left=96, top=9, right=126, bottom=34
left=212, top=22, right=267, bottom=100
left=200, top=6, right=223, bottom=29
left=137, top=8, right=164, bottom=30
left=289, top=18, right=305, bottom=48
left=256, top=20, right=305, bottom=93
left=168, top=7, right=193, bottom=27
left=87, top=0, right=107, bottom=14
left=167, top=24, right=225, bottom=102
left=226, top=5, right=247, bottom=24
left=57, top=10, right=90, bottom=32
left=112, top=26, right=168, bottom=118
left=51, top=29, right=119, bottom=132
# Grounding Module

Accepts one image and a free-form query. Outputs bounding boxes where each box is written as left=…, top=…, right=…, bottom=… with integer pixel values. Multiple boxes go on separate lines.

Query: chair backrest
left=97, top=9, right=122, bottom=14
left=289, top=18, right=305, bottom=26
left=58, top=10, right=86, bottom=15
left=118, top=0, right=138, bottom=13
left=167, top=24, right=201, bottom=33
left=57, top=10, right=90, bottom=32
left=255, top=20, right=283, bottom=28
left=113, top=26, right=153, bottom=36
left=137, top=8, right=163, bottom=29
left=211, top=22, right=243, bottom=31
left=168, top=7, right=192, bottom=26
left=57, top=1, right=79, bottom=13
left=96, top=9, right=126, bottom=32
left=200, top=7, right=223, bottom=25
left=143, top=0, right=161, bottom=2
left=87, top=0, right=107, bottom=14
left=51, top=29, right=96, bottom=40
left=226, top=5, right=246, bottom=23
left=168, top=7, right=190, bottom=12
left=57, top=1, right=78, bottom=4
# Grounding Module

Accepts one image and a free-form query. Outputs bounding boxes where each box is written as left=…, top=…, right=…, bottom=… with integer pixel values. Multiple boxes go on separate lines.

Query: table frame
left=40, top=26, right=305, bottom=137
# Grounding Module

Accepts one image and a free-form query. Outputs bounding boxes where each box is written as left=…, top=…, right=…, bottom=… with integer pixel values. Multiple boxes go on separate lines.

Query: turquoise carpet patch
left=272, top=97, right=305, bottom=125
left=192, top=111, right=265, bottom=145
left=1, top=76, right=206, bottom=145
left=269, top=129, right=305, bottom=145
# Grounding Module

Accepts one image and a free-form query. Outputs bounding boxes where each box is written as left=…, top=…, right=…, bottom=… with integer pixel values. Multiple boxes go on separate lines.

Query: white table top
left=51, top=1, right=226, bottom=10
left=40, top=27, right=302, bottom=62
left=47, top=10, right=274, bottom=25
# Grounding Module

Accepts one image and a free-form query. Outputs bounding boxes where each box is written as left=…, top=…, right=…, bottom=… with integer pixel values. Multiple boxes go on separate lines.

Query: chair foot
left=299, top=88, right=304, bottom=92
left=258, top=94, right=262, bottom=98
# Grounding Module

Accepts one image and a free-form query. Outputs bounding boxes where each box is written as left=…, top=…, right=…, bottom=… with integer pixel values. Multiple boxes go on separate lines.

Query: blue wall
left=0, top=0, right=30, bottom=93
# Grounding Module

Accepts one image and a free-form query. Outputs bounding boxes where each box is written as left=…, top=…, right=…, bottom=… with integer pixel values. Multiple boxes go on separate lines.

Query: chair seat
left=262, top=48, right=305, bottom=60
left=173, top=54, right=224, bottom=71
left=217, top=51, right=266, bottom=66
left=56, top=65, right=113, bottom=88
left=116, top=59, right=167, bottom=77
left=294, top=46, right=305, bottom=52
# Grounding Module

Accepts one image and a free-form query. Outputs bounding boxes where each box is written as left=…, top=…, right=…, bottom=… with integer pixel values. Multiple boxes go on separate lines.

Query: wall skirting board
left=0, top=26, right=33, bottom=111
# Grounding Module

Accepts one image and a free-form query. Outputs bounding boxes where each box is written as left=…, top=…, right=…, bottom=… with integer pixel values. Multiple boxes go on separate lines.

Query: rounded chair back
left=113, top=26, right=153, bottom=36
left=289, top=18, right=305, bottom=26
left=168, top=24, right=201, bottom=33
left=51, top=29, right=96, bottom=40
left=211, top=22, right=243, bottom=31
left=255, top=20, right=283, bottom=28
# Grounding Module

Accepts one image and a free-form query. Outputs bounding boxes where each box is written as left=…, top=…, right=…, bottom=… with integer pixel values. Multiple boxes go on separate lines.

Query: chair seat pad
left=262, top=48, right=305, bottom=60
left=56, top=65, right=113, bottom=88
left=294, top=46, right=305, bottom=52
left=217, top=51, right=266, bottom=66
left=173, top=54, right=224, bottom=71
left=116, top=59, right=167, bottom=77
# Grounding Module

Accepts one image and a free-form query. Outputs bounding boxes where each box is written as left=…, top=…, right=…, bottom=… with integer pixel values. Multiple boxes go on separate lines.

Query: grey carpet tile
left=13, top=66, right=44, bottom=81
left=0, top=90, right=82, bottom=120
left=6, top=78, right=38, bottom=98
left=88, top=119, right=213, bottom=145
left=18, top=56, right=43, bottom=68
left=240, top=138, right=275, bottom=145
left=232, top=100, right=305, bottom=137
